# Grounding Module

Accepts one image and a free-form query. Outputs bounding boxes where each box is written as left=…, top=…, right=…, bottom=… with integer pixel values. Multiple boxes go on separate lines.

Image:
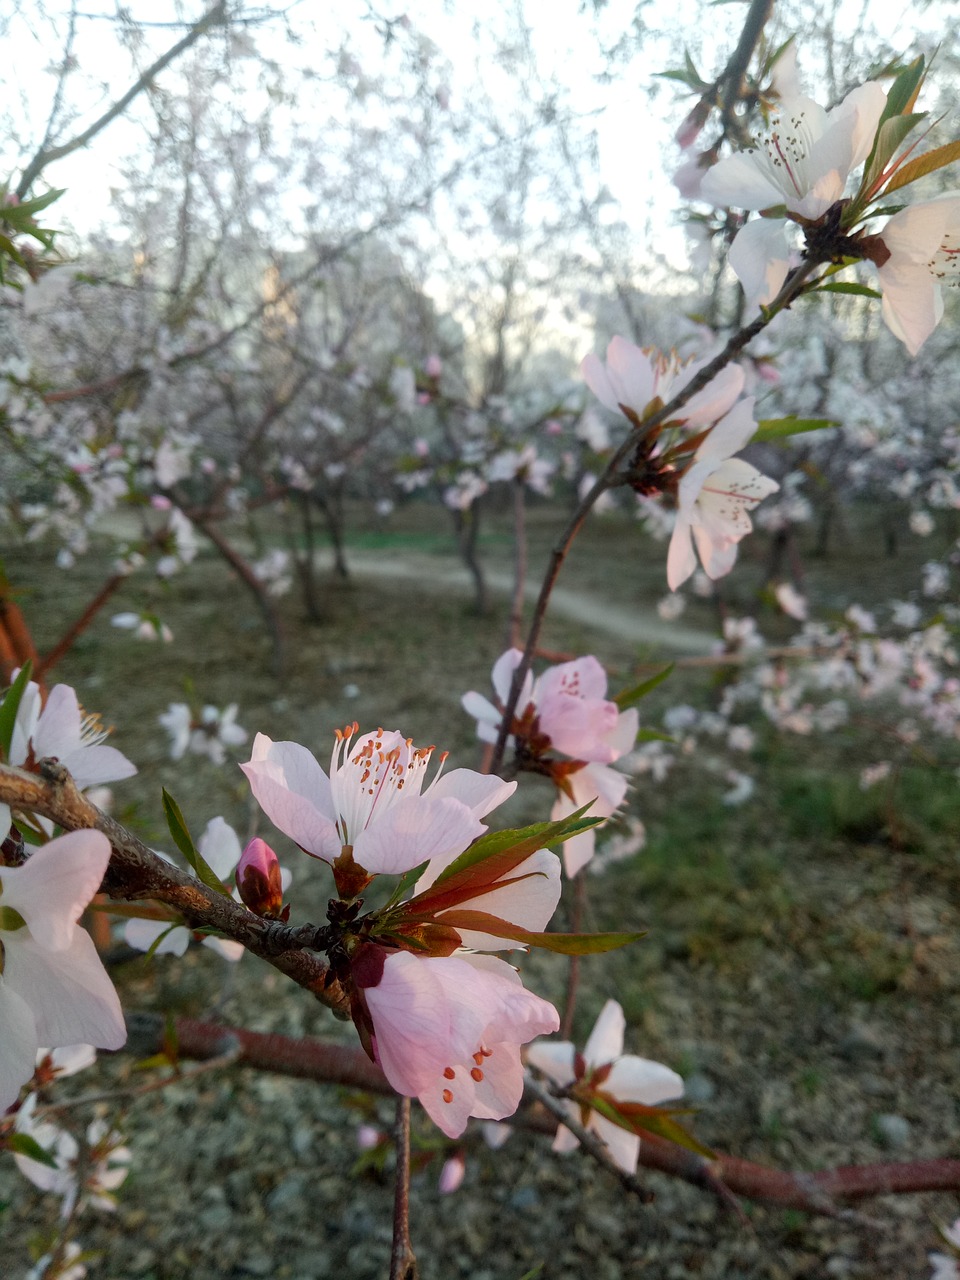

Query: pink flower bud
left=235, top=838, right=287, bottom=920
left=424, top=354, right=442, bottom=378
left=151, top=494, right=172, bottom=510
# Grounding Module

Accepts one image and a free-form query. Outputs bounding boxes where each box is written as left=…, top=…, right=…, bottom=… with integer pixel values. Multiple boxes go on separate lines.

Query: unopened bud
left=674, top=99, right=710, bottom=149
left=235, top=838, right=287, bottom=920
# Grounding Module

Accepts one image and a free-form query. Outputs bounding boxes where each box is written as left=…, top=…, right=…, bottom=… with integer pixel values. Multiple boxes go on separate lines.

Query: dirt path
left=313, top=548, right=717, bottom=654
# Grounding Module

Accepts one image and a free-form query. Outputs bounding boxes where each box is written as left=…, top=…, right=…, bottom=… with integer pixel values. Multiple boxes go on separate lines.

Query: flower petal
left=583, top=998, right=625, bottom=1067
left=0, top=830, right=111, bottom=952
left=4, top=930, right=126, bottom=1051
left=0, top=978, right=40, bottom=1112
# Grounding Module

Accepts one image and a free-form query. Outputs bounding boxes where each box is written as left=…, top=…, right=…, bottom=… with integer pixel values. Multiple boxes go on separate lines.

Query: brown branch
left=0, top=762, right=351, bottom=1018
left=122, top=1013, right=960, bottom=1219
left=16, top=2, right=229, bottom=199
left=37, top=571, right=129, bottom=679
left=390, top=1097, right=419, bottom=1280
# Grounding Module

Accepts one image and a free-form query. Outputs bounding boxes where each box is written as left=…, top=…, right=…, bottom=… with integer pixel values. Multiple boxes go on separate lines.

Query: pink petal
left=667, top=517, right=698, bottom=591
left=1, top=830, right=110, bottom=952
left=429, top=769, right=516, bottom=819
left=5, top=931, right=126, bottom=1051
left=353, top=797, right=485, bottom=876
left=240, top=735, right=340, bottom=861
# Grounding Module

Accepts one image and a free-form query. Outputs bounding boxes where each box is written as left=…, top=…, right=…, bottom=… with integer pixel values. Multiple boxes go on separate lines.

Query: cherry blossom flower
left=14, top=1093, right=130, bottom=1215
left=929, top=1219, right=960, bottom=1280
left=667, top=399, right=778, bottom=590
left=462, top=651, right=638, bottom=876
left=700, top=84, right=886, bottom=308
left=242, top=725, right=515, bottom=878
left=873, top=195, right=960, bottom=356
left=2, top=679, right=136, bottom=838
left=0, top=830, right=126, bottom=1113
left=581, top=336, right=744, bottom=429
left=353, top=947, right=558, bottom=1139
left=26, top=1241, right=87, bottom=1280
left=526, top=999, right=684, bottom=1174
left=157, top=701, right=247, bottom=765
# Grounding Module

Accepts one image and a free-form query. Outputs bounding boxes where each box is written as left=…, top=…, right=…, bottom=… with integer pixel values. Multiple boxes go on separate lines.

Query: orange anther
left=443, top=1067, right=456, bottom=1080
left=442, top=1089, right=453, bottom=1104
left=470, top=1068, right=484, bottom=1082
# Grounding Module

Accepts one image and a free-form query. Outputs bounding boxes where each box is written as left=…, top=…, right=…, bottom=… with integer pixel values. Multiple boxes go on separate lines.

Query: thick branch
left=124, top=1014, right=960, bottom=1218
left=0, top=762, right=350, bottom=1017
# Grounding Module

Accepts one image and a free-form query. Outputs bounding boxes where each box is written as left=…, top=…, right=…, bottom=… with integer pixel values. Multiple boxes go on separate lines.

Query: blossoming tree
left=2, top=1, right=960, bottom=1277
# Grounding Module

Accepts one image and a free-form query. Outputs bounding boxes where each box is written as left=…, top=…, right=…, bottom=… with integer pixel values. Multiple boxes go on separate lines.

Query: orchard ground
left=2, top=499, right=959, bottom=1279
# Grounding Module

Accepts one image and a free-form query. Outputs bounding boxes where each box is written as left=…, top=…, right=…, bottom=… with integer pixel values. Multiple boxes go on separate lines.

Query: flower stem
left=389, top=1096, right=418, bottom=1280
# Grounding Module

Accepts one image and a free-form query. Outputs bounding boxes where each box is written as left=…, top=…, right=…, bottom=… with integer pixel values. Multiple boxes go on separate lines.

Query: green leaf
left=590, top=1093, right=716, bottom=1159
left=161, top=788, right=231, bottom=896
left=428, top=807, right=599, bottom=891
left=426, top=908, right=645, bottom=954
left=811, top=282, right=882, bottom=299
left=754, top=416, right=837, bottom=442
left=6, top=1133, right=59, bottom=1168
left=879, top=55, right=926, bottom=124
left=858, top=113, right=927, bottom=205
left=615, top=663, right=674, bottom=710
left=383, top=860, right=431, bottom=909
left=882, top=138, right=960, bottom=195
left=0, top=660, right=33, bottom=760
left=634, top=728, right=675, bottom=744
left=143, top=922, right=184, bottom=960
left=11, top=188, right=65, bottom=217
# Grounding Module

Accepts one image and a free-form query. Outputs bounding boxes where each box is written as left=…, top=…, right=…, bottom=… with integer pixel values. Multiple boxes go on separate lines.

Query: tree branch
left=123, top=1013, right=960, bottom=1219
left=0, top=761, right=351, bottom=1018
left=16, top=1, right=229, bottom=199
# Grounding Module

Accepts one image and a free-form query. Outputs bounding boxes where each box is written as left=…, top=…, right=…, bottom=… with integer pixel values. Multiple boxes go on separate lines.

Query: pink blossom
left=581, top=336, right=744, bottom=429
left=242, top=726, right=515, bottom=878
left=667, top=399, right=778, bottom=590
left=354, top=948, right=558, bottom=1139
left=462, top=652, right=637, bottom=876
left=526, top=999, right=683, bottom=1173
left=873, top=195, right=960, bottom=356
left=0, top=831, right=126, bottom=1112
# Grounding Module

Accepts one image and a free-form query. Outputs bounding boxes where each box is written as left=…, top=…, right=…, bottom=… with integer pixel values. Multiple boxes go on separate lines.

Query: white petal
left=429, top=769, right=516, bottom=819
left=240, top=735, right=340, bottom=861
left=525, top=1039, right=576, bottom=1086
left=4, top=930, right=126, bottom=1051
left=667, top=517, right=698, bottom=592
left=699, top=150, right=785, bottom=211
left=0, top=830, right=111, bottom=952
left=197, top=816, right=242, bottom=880
left=591, top=1113, right=641, bottom=1173
left=728, top=219, right=791, bottom=310
left=0, top=978, right=40, bottom=1111
left=123, top=918, right=191, bottom=956
left=583, top=999, right=625, bottom=1067
left=606, top=1055, right=685, bottom=1105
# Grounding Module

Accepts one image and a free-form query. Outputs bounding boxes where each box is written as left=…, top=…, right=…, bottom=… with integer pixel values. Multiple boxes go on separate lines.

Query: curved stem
left=490, top=257, right=824, bottom=773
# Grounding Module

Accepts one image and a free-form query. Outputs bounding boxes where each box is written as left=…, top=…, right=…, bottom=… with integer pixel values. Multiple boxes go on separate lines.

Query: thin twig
left=16, top=2, right=229, bottom=199
left=389, top=1096, right=418, bottom=1280
left=523, top=1071, right=655, bottom=1205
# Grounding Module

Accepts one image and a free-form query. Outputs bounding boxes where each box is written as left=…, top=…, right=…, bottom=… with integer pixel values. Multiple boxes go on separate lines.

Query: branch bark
left=123, top=1013, right=960, bottom=1219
